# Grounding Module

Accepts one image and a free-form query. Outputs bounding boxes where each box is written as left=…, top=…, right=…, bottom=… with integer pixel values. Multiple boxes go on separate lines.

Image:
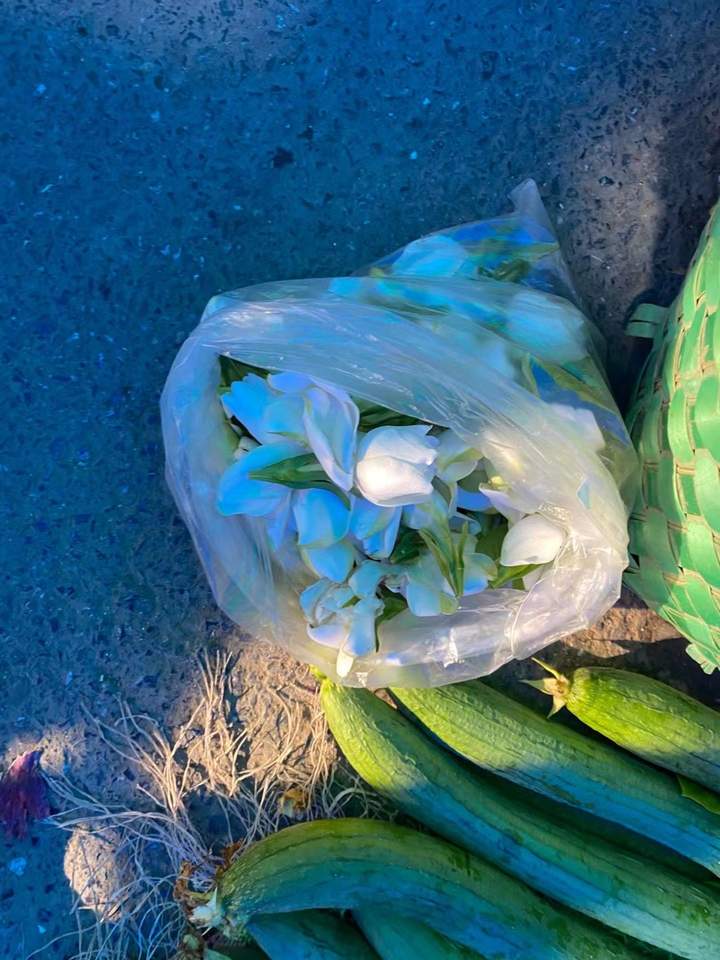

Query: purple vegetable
left=0, top=750, right=50, bottom=838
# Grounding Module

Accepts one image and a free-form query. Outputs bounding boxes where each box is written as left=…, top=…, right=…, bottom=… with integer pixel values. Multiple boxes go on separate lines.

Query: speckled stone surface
left=3, top=0, right=720, bottom=956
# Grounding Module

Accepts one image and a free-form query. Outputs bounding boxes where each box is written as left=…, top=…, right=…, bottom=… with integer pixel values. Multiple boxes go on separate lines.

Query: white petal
left=300, top=579, right=335, bottom=621
left=303, top=386, right=359, bottom=491
left=481, top=338, right=517, bottom=380
left=362, top=507, right=402, bottom=558
left=221, top=375, right=275, bottom=442
left=357, top=425, right=438, bottom=465
left=302, top=540, right=355, bottom=582
left=217, top=440, right=303, bottom=517
left=505, top=289, right=587, bottom=363
left=391, top=234, right=469, bottom=278
left=500, top=515, right=566, bottom=567
left=463, top=553, right=493, bottom=596
left=336, top=649, right=355, bottom=678
left=293, top=489, right=350, bottom=549
left=456, top=487, right=492, bottom=511
left=479, top=487, right=526, bottom=525
left=548, top=403, right=604, bottom=452
left=268, top=371, right=314, bottom=393
left=308, top=620, right=348, bottom=650
left=349, top=497, right=397, bottom=539
left=349, top=560, right=393, bottom=598
left=401, top=555, right=457, bottom=616
left=356, top=456, right=435, bottom=507
left=265, top=495, right=293, bottom=548
left=403, top=489, right=453, bottom=531
left=405, top=579, right=458, bottom=616
left=435, top=430, right=480, bottom=483
left=261, top=394, right=306, bottom=442
left=344, top=597, right=382, bottom=657
left=217, top=462, right=287, bottom=517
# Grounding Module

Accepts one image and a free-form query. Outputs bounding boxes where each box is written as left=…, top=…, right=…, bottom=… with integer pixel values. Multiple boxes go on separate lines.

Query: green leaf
left=377, top=589, right=408, bottom=626
left=389, top=527, right=426, bottom=565
left=419, top=524, right=465, bottom=598
left=218, top=355, right=270, bottom=391
left=472, top=519, right=509, bottom=561
left=357, top=403, right=422, bottom=429
left=678, top=775, right=720, bottom=816
left=491, top=562, right=540, bottom=589
left=529, top=358, right=616, bottom=415
left=249, top=454, right=350, bottom=505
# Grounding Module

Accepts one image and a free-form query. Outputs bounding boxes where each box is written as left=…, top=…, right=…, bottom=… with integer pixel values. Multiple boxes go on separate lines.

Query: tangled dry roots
left=38, top=644, right=386, bottom=960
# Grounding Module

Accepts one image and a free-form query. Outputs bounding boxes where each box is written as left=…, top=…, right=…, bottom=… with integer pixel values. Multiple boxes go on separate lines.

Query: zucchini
left=248, top=910, right=377, bottom=959
left=191, top=818, right=642, bottom=960
left=354, top=910, right=481, bottom=960
left=322, top=681, right=720, bottom=959
left=532, top=664, right=720, bottom=793
left=393, top=681, right=720, bottom=877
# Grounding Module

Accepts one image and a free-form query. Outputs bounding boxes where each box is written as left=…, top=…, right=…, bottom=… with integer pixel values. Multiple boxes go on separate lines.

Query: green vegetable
left=532, top=664, right=720, bottom=794
left=322, top=681, right=720, bottom=958
left=191, top=818, right=642, bottom=960
left=393, top=681, right=720, bottom=877
left=248, top=910, right=378, bottom=959
left=354, top=910, right=482, bottom=960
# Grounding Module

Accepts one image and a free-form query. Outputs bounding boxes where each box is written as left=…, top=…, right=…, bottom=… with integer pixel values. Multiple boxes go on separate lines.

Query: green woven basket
left=625, top=201, right=720, bottom=673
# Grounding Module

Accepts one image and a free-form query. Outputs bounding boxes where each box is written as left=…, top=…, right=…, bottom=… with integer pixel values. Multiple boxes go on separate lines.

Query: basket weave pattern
left=625, top=203, right=720, bottom=673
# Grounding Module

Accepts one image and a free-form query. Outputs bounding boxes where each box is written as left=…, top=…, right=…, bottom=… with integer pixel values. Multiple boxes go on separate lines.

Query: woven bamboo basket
left=625, top=202, right=720, bottom=673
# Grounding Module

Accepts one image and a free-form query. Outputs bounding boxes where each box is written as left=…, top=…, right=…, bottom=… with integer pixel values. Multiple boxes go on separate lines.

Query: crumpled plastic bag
left=161, top=180, right=637, bottom=687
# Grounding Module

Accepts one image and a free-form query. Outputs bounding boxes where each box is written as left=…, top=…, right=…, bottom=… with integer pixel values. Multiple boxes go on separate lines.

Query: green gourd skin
left=539, top=666, right=720, bottom=793
left=248, top=910, right=378, bottom=960
left=392, top=682, right=720, bottom=877
left=321, top=681, right=720, bottom=959
left=354, top=910, right=483, bottom=960
left=197, top=818, right=642, bottom=960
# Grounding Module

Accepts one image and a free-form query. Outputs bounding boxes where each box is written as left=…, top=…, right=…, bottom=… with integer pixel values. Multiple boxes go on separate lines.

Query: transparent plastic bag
left=161, top=181, right=637, bottom=687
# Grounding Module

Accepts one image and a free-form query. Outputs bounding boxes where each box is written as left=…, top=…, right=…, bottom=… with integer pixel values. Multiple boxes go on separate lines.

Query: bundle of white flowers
left=215, top=359, right=573, bottom=677
left=162, top=181, right=636, bottom=686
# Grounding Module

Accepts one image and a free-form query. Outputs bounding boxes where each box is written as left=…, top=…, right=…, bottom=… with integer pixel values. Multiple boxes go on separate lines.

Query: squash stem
left=525, top=660, right=570, bottom=716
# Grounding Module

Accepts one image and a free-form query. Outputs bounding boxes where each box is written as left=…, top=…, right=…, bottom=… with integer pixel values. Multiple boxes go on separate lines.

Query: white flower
left=301, top=540, right=356, bottom=583
left=216, top=440, right=304, bottom=548
left=434, top=430, right=481, bottom=483
left=548, top=403, right=604, bottom=453
left=399, top=552, right=459, bottom=616
left=478, top=486, right=526, bottom=525
left=403, top=488, right=455, bottom=533
left=306, top=592, right=383, bottom=678
left=504, top=289, right=587, bottom=363
left=269, top=372, right=359, bottom=491
left=222, top=374, right=277, bottom=443
left=222, top=370, right=359, bottom=490
left=500, top=514, right=566, bottom=567
left=300, top=579, right=354, bottom=623
left=293, top=489, right=350, bottom=549
left=355, top=425, right=438, bottom=507
left=349, top=560, right=395, bottom=598
left=390, top=233, right=469, bottom=278
left=349, top=497, right=402, bottom=559
left=390, top=532, right=495, bottom=616
left=293, top=489, right=354, bottom=581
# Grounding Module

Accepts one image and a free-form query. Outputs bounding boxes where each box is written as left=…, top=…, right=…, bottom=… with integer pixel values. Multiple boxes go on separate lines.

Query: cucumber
left=248, top=910, right=378, bottom=959
left=321, top=681, right=720, bottom=959
left=191, top=818, right=642, bottom=960
left=393, top=681, right=720, bottom=877
left=354, top=910, right=482, bottom=960
left=532, top=664, right=720, bottom=793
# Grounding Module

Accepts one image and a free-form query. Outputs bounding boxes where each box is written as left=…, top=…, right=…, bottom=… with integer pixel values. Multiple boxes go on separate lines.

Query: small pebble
left=8, top=858, right=27, bottom=877
left=409, top=150, right=418, bottom=160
